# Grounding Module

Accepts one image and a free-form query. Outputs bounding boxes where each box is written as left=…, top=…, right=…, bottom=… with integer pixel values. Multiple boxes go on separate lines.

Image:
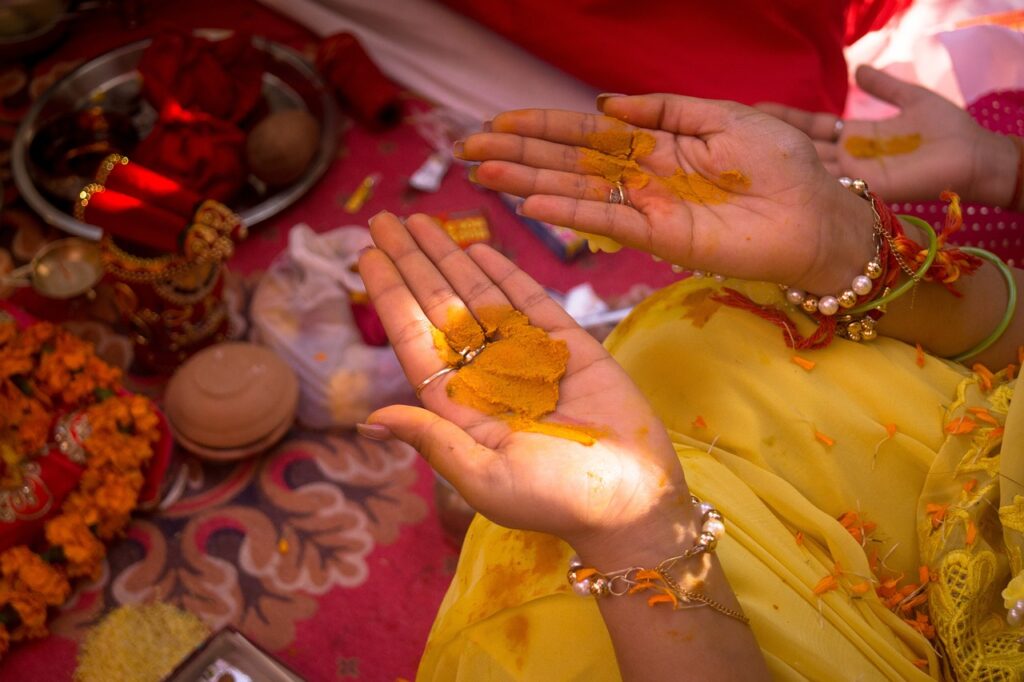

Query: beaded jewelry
left=566, top=496, right=748, bottom=624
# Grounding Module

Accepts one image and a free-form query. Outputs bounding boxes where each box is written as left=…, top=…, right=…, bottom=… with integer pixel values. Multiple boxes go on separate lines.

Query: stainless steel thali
left=12, top=32, right=338, bottom=240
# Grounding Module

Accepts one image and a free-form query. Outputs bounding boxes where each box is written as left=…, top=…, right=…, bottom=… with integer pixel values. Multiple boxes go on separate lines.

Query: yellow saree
left=417, top=278, right=1024, bottom=680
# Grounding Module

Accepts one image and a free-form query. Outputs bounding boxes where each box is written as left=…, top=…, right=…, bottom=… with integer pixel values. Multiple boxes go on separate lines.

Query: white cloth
left=256, top=0, right=599, bottom=122
left=250, top=224, right=412, bottom=429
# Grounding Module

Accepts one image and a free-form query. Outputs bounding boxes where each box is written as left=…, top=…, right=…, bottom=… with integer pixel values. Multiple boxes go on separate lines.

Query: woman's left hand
left=456, top=93, right=876, bottom=296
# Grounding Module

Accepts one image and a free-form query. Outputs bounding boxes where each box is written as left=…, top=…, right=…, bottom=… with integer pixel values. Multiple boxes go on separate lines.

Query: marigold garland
left=0, top=314, right=160, bottom=657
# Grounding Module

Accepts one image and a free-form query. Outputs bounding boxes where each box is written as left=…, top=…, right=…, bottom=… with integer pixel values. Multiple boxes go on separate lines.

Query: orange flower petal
left=918, top=565, right=930, bottom=584
left=962, top=479, right=977, bottom=494
left=692, top=415, right=707, bottom=429
left=915, top=343, right=925, bottom=368
left=850, top=581, right=871, bottom=595
left=794, top=531, right=804, bottom=546
left=647, top=592, right=678, bottom=608
left=966, top=520, right=977, bottom=546
left=791, top=355, right=816, bottom=371
left=813, top=574, right=838, bottom=595
left=884, top=423, right=898, bottom=439
left=815, top=431, right=835, bottom=447
left=944, top=416, right=977, bottom=434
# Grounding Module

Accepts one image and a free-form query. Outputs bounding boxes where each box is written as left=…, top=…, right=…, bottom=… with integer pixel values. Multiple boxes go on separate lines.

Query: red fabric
left=0, top=444, right=83, bottom=554
left=105, top=161, right=202, bottom=218
left=844, top=0, right=913, bottom=45
left=81, top=189, right=184, bottom=253
left=440, top=0, right=852, bottom=113
left=137, top=30, right=265, bottom=124
left=132, top=101, right=247, bottom=202
left=317, top=33, right=403, bottom=130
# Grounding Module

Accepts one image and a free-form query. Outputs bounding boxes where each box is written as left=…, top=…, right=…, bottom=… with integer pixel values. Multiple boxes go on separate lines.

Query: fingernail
left=467, top=165, right=479, bottom=184
left=452, top=139, right=465, bottom=159
left=356, top=422, right=393, bottom=440
left=514, top=201, right=524, bottom=216
left=368, top=210, right=391, bottom=226
left=596, top=93, right=626, bottom=110
left=482, top=119, right=492, bottom=132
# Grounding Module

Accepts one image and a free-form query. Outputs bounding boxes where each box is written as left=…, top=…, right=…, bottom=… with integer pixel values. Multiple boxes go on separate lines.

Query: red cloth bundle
left=138, top=30, right=265, bottom=123
left=105, top=157, right=202, bottom=216
left=316, top=32, right=402, bottom=130
left=78, top=186, right=185, bottom=253
left=77, top=156, right=244, bottom=255
left=133, top=101, right=247, bottom=202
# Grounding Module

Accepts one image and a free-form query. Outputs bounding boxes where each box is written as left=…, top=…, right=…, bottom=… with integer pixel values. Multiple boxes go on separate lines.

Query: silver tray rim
left=12, top=33, right=339, bottom=240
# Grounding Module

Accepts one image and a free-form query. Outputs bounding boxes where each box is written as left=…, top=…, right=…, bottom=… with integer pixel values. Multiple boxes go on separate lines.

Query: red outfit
left=441, top=0, right=909, bottom=114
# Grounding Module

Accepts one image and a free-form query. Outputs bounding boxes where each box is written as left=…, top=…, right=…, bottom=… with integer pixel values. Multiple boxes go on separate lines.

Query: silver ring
left=608, top=182, right=628, bottom=205
left=415, top=366, right=457, bottom=398
left=459, top=343, right=487, bottom=365
left=832, top=118, right=845, bottom=142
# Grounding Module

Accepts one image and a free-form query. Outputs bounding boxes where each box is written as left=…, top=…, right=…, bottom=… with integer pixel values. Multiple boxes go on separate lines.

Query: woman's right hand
left=358, top=212, right=695, bottom=565
left=456, top=94, right=877, bottom=297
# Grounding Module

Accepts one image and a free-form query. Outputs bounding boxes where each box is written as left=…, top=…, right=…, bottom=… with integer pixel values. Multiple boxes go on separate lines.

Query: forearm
left=877, top=229, right=1024, bottom=368
left=574, top=508, right=769, bottom=681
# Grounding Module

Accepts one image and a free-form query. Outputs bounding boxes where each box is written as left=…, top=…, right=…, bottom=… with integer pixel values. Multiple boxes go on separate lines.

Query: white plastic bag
left=250, top=224, right=412, bottom=429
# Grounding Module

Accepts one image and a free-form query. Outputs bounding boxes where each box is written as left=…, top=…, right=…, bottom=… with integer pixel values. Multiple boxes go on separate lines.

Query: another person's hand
left=357, top=213, right=693, bottom=562
left=456, top=94, right=876, bottom=297
left=758, top=65, right=1018, bottom=206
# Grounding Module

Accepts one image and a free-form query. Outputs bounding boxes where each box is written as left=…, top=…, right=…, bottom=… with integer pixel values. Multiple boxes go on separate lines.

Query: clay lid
left=165, top=342, right=298, bottom=449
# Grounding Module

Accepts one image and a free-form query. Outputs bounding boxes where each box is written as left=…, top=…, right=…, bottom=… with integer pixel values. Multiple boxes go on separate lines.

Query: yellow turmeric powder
left=580, top=127, right=748, bottom=204
left=432, top=305, right=602, bottom=443
left=844, top=134, right=922, bottom=159
left=659, top=169, right=750, bottom=204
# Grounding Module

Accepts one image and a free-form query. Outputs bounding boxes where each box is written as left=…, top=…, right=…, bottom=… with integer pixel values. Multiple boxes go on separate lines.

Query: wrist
left=970, top=130, right=1020, bottom=208
left=799, top=182, right=877, bottom=296
left=570, top=488, right=701, bottom=569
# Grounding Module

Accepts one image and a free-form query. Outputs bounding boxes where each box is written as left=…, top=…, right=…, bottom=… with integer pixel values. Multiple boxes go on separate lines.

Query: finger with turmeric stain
left=600, top=94, right=742, bottom=137
left=514, top=194, right=652, bottom=254
left=487, top=109, right=636, bottom=147
left=369, top=212, right=488, bottom=360
left=473, top=161, right=615, bottom=202
left=404, top=214, right=513, bottom=316
left=358, top=231, right=457, bottom=386
left=458, top=132, right=591, bottom=174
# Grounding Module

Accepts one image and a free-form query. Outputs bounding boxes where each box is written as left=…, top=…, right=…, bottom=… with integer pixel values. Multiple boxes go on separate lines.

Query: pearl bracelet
left=567, top=495, right=725, bottom=599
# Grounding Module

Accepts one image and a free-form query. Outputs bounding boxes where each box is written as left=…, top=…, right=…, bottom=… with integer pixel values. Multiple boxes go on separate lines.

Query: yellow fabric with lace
left=417, top=277, right=1024, bottom=681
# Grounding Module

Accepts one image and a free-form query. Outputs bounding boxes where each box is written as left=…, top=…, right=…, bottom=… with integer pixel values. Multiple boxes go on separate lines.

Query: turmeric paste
left=580, top=127, right=749, bottom=204
left=844, top=134, right=922, bottom=159
left=432, top=305, right=602, bottom=444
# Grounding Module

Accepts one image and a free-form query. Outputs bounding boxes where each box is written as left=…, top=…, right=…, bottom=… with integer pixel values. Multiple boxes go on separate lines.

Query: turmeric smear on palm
left=844, top=134, right=922, bottom=158
left=580, top=125, right=749, bottom=204
left=580, top=127, right=655, bottom=189
left=433, top=306, right=602, bottom=444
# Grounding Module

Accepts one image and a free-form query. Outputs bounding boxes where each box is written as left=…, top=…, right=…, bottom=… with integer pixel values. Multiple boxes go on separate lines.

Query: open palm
left=760, top=65, right=995, bottom=203
left=358, top=213, right=691, bottom=551
left=459, top=94, right=870, bottom=295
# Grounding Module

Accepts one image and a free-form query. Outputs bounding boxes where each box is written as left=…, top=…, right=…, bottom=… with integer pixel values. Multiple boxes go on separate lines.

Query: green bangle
left=846, top=216, right=938, bottom=316
left=948, top=247, right=1018, bottom=363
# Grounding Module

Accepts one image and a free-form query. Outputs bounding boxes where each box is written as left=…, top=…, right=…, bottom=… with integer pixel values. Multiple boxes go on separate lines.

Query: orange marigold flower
left=0, top=582, right=48, bottom=640
left=0, top=547, right=70, bottom=606
left=44, top=514, right=105, bottom=580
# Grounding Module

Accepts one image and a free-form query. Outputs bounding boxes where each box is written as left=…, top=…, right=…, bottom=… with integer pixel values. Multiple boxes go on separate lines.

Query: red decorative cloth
left=316, top=32, right=403, bottom=130
left=79, top=188, right=184, bottom=254
left=439, top=0, right=908, bottom=114
left=132, top=101, right=247, bottom=202
left=104, top=159, right=202, bottom=217
left=137, top=30, right=265, bottom=123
